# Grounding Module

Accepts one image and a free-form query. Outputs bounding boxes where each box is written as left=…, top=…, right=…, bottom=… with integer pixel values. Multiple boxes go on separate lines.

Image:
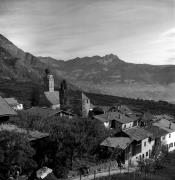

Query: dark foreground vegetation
left=0, top=111, right=111, bottom=179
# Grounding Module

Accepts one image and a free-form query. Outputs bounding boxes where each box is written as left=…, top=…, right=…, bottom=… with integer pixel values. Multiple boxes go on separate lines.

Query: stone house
left=94, top=111, right=139, bottom=130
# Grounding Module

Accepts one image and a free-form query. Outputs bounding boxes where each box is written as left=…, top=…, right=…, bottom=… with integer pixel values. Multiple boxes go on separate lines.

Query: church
left=39, top=69, right=60, bottom=109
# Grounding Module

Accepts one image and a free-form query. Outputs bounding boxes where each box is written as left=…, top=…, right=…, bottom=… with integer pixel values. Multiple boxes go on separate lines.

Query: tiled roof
left=4, top=97, right=19, bottom=106
left=123, top=127, right=152, bottom=141
left=153, top=119, right=175, bottom=133
left=0, top=123, right=49, bottom=141
left=94, top=112, right=138, bottom=124
left=0, top=96, right=17, bottom=117
left=144, top=126, right=168, bottom=138
left=153, top=114, right=174, bottom=122
left=101, top=137, right=132, bottom=149
left=44, top=91, right=60, bottom=105
left=118, top=105, right=133, bottom=114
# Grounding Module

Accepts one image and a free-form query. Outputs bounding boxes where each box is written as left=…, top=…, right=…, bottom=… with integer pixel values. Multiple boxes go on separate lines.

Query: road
left=71, top=167, right=136, bottom=180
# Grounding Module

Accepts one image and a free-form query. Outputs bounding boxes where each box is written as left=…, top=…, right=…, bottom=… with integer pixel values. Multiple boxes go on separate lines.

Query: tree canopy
left=0, top=131, right=36, bottom=179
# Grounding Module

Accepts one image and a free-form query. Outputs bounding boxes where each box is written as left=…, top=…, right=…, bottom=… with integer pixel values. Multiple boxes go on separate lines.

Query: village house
left=101, top=126, right=154, bottom=166
left=100, top=109, right=175, bottom=166
left=153, top=114, right=175, bottom=123
left=4, top=97, right=23, bottom=111
left=94, top=111, right=139, bottom=130
left=144, top=125, right=168, bottom=154
left=0, top=96, right=17, bottom=123
left=153, top=119, right=175, bottom=152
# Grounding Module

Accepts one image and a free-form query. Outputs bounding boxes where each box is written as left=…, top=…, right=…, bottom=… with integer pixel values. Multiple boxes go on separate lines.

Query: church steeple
left=44, top=69, right=54, bottom=92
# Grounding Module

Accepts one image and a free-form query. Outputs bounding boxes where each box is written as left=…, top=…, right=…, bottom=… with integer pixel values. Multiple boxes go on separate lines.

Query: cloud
left=0, top=0, right=174, bottom=64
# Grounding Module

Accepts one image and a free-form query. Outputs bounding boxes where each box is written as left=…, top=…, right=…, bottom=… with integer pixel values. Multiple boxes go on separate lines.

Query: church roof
left=44, top=91, right=60, bottom=105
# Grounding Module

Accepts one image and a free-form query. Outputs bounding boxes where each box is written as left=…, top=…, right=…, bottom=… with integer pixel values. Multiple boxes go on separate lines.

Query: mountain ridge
left=0, top=34, right=175, bottom=102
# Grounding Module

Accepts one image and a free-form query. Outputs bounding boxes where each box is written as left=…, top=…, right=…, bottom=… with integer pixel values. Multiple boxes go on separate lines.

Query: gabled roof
left=0, top=96, right=17, bottom=117
left=101, top=137, right=132, bottom=149
left=94, top=111, right=138, bottom=124
left=118, top=105, right=133, bottom=114
left=141, top=112, right=153, bottom=122
left=123, top=127, right=153, bottom=141
left=44, top=91, right=60, bottom=105
left=0, top=124, right=49, bottom=141
left=144, top=126, right=168, bottom=138
left=153, top=119, right=175, bottom=133
left=153, top=114, right=175, bottom=122
left=4, top=97, right=20, bottom=106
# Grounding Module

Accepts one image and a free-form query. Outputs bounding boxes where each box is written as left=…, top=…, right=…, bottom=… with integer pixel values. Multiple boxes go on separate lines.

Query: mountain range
left=0, top=34, right=175, bottom=103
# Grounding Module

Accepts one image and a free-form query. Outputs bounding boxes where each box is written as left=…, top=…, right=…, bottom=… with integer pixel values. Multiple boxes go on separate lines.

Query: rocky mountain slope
left=0, top=34, right=175, bottom=102
left=39, top=54, right=175, bottom=102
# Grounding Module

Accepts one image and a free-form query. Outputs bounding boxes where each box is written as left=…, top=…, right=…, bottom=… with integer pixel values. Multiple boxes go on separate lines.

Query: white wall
left=130, top=138, right=155, bottom=166
left=122, top=122, right=133, bottom=130
left=104, top=121, right=110, bottom=128
left=51, top=104, right=60, bottom=109
left=161, top=131, right=175, bottom=152
left=13, top=104, right=23, bottom=111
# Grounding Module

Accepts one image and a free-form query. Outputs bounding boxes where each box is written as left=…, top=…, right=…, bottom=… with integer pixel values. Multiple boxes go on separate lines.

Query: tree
left=31, top=86, right=40, bottom=106
left=0, top=131, right=37, bottom=179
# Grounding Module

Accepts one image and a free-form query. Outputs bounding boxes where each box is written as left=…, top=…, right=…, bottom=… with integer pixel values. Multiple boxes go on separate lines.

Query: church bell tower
left=44, top=69, right=54, bottom=92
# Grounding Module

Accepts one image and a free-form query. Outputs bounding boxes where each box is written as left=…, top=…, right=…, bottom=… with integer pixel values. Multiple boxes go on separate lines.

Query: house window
left=144, top=142, right=146, bottom=147
left=169, top=143, right=173, bottom=148
left=148, top=137, right=152, bottom=143
left=169, top=134, right=171, bottom=138
left=142, top=154, right=144, bottom=158
left=111, top=120, right=116, bottom=129
left=162, top=136, right=165, bottom=140
left=133, top=120, right=137, bottom=126
left=146, top=152, right=148, bottom=157
left=123, top=124, right=126, bottom=129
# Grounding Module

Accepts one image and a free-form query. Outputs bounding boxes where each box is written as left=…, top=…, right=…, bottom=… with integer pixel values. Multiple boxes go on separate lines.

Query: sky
left=0, top=0, right=175, bottom=65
